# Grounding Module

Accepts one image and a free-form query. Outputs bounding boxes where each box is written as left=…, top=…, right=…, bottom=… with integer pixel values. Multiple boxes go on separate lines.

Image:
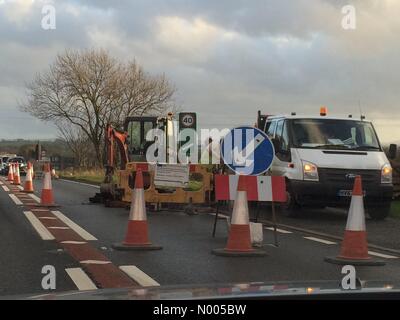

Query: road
left=1, top=176, right=400, bottom=297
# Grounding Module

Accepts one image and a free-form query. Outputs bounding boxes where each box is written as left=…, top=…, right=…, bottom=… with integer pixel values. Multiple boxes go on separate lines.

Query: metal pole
left=271, top=200, right=278, bottom=247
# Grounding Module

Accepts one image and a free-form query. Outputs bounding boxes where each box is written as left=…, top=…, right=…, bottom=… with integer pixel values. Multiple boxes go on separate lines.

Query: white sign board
left=154, top=164, right=190, bottom=188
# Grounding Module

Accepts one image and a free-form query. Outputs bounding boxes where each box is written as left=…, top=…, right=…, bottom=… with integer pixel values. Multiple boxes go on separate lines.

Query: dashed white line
left=65, top=268, right=98, bottom=291
left=29, top=194, right=41, bottom=203
left=61, top=241, right=87, bottom=245
left=368, top=251, right=398, bottom=259
left=51, top=211, right=97, bottom=241
left=265, top=227, right=293, bottom=234
left=48, top=227, right=70, bottom=230
left=80, top=260, right=111, bottom=265
left=2, top=185, right=10, bottom=192
left=17, top=185, right=24, bottom=190
left=303, top=236, right=337, bottom=245
left=9, top=194, right=23, bottom=205
left=38, top=217, right=57, bottom=220
left=23, top=211, right=55, bottom=240
left=119, top=266, right=160, bottom=287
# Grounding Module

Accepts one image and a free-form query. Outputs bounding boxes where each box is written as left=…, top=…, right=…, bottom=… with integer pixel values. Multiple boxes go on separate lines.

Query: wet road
left=0, top=177, right=400, bottom=297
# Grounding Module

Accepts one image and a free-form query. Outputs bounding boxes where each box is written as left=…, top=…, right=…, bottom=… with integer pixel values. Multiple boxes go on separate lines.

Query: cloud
left=0, top=0, right=399, bottom=143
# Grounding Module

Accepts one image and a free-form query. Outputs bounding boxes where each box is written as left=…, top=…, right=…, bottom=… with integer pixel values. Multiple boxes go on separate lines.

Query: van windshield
left=290, top=119, right=381, bottom=150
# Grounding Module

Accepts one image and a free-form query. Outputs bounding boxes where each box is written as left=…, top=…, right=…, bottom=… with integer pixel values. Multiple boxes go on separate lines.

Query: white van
left=257, top=110, right=395, bottom=220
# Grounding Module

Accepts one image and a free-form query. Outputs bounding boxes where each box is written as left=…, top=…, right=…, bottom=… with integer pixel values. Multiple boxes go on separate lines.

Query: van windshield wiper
left=350, top=146, right=381, bottom=151
left=313, top=144, right=349, bottom=150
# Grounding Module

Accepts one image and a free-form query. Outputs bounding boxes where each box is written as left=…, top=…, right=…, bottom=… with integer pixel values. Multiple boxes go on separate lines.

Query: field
left=391, top=201, right=400, bottom=219
left=58, top=168, right=106, bottom=185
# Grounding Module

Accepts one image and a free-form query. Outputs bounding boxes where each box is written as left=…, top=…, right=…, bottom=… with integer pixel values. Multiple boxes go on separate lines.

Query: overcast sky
left=0, top=0, right=399, bottom=143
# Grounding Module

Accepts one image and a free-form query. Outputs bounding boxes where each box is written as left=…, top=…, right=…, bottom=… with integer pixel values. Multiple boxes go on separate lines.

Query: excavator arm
left=104, top=124, right=129, bottom=182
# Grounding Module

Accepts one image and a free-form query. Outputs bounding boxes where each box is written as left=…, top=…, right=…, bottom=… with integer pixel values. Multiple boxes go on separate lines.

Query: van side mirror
left=388, top=144, right=397, bottom=160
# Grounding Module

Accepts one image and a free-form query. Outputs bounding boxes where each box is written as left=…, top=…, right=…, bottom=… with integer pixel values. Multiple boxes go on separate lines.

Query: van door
left=272, top=119, right=291, bottom=176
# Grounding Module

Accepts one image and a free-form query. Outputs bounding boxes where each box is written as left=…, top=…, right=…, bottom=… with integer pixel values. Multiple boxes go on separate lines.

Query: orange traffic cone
left=7, top=162, right=14, bottom=182
left=23, top=162, right=34, bottom=193
left=13, top=163, right=21, bottom=185
left=38, top=163, right=59, bottom=207
left=113, top=168, right=162, bottom=250
left=325, top=176, right=384, bottom=266
left=212, top=175, right=266, bottom=257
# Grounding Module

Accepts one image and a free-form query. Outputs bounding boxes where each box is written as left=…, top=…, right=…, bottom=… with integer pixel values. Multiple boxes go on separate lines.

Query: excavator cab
left=125, top=116, right=158, bottom=161
left=124, top=113, right=177, bottom=162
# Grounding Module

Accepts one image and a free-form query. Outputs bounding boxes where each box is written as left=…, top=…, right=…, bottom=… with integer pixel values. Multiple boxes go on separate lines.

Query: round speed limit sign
left=181, top=114, right=195, bottom=127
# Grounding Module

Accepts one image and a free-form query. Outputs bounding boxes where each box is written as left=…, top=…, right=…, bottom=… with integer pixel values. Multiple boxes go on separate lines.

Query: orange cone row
left=6, top=161, right=59, bottom=207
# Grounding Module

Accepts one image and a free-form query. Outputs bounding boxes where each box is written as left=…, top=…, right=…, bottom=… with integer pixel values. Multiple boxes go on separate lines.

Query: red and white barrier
left=215, top=175, right=286, bottom=202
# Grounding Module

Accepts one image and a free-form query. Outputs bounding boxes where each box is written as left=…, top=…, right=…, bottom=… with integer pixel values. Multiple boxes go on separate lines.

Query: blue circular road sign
left=221, top=126, right=275, bottom=175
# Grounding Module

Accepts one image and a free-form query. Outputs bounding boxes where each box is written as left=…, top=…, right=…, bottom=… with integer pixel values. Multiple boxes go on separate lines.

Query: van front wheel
left=367, top=205, right=391, bottom=220
left=282, top=189, right=302, bottom=218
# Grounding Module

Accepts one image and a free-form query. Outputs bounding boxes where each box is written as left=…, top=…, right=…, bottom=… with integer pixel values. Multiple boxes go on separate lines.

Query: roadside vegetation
left=391, top=201, right=400, bottom=219
left=58, top=168, right=108, bottom=185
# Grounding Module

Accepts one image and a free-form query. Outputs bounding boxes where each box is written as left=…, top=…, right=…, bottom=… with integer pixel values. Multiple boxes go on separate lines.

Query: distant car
left=2, top=157, right=28, bottom=176
left=0, top=157, right=10, bottom=175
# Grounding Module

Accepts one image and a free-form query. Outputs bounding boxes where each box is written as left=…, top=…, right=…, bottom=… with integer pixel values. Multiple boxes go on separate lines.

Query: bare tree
left=21, top=49, right=176, bottom=167
left=57, top=122, right=95, bottom=167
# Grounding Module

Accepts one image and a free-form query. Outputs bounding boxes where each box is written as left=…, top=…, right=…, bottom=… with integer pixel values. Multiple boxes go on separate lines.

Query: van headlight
left=381, top=163, right=392, bottom=184
left=302, top=161, right=319, bottom=181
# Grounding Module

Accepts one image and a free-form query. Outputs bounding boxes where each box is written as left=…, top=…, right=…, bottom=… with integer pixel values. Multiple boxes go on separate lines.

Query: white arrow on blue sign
left=221, top=126, right=275, bottom=176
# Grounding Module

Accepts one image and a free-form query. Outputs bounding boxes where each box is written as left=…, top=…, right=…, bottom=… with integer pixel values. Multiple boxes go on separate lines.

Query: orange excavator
left=90, top=112, right=213, bottom=208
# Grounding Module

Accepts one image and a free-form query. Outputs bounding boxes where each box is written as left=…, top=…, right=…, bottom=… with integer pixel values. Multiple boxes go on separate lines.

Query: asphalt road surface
left=1, top=177, right=400, bottom=298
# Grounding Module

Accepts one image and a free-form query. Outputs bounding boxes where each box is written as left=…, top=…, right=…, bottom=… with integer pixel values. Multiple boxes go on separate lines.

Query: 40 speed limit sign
left=179, top=112, right=197, bottom=130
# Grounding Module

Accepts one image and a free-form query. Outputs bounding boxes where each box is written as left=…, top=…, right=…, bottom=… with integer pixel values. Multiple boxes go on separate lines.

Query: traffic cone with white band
left=37, top=163, right=59, bottom=207
left=13, top=163, right=21, bottom=185
left=7, top=163, right=14, bottom=182
left=325, top=176, right=384, bottom=266
left=113, top=169, right=162, bottom=251
left=212, top=175, right=266, bottom=257
left=23, top=162, right=34, bottom=193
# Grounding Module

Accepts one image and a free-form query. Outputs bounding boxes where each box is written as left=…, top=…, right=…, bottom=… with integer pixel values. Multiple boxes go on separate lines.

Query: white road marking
left=65, top=268, right=98, bottom=291
left=9, top=194, right=23, bottom=205
left=208, top=212, right=230, bottom=219
left=80, top=260, right=111, bottom=265
left=0, top=181, right=3, bottom=185
left=23, top=211, right=55, bottom=240
left=59, top=179, right=100, bottom=189
left=31, top=209, right=49, bottom=212
left=265, top=227, right=293, bottom=234
left=51, top=211, right=97, bottom=241
left=119, top=266, right=160, bottom=287
left=2, top=185, right=10, bottom=192
left=61, top=241, right=87, bottom=245
left=303, top=236, right=337, bottom=245
left=48, top=227, right=70, bottom=230
left=17, top=186, right=24, bottom=190
left=368, top=251, right=398, bottom=259
left=38, top=217, right=57, bottom=220
left=29, top=194, right=41, bottom=203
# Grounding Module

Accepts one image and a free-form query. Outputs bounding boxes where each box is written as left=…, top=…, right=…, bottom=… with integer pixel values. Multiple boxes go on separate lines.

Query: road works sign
left=221, top=126, right=274, bottom=175
left=154, top=163, right=190, bottom=188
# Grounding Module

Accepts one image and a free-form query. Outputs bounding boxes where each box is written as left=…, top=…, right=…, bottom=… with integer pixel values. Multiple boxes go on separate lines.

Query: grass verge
left=390, top=201, right=400, bottom=219
left=58, top=168, right=107, bottom=185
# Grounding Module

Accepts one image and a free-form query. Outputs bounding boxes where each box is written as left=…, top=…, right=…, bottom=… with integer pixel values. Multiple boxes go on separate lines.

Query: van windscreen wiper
left=313, top=144, right=349, bottom=149
left=350, top=146, right=381, bottom=151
